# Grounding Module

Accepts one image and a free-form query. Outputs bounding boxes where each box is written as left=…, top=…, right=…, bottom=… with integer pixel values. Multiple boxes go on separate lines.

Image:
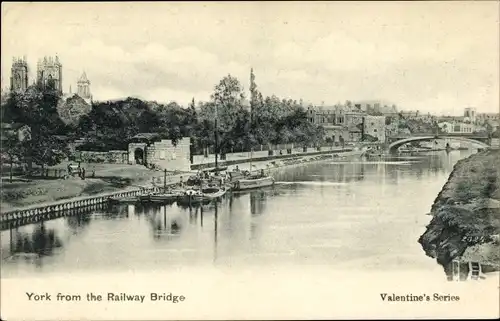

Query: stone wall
left=491, top=138, right=499, bottom=149
left=363, top=115, right=386, bottom=142
left=76, top=150, right=128, bottom=163
left=145, top=138, right=191, bottom=171
left=128, top=142, right=147, bottom=164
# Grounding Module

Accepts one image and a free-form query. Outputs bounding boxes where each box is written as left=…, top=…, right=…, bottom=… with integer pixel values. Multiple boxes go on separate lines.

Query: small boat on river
left=200, top=186, right=228, bottom=200
left=232, top=174, right=275, bottom=191
left=177, top=186, right=227, bottom=206
left=107, top=196, right=139, bottom=204
left=145, top=190, right=185, bottom=204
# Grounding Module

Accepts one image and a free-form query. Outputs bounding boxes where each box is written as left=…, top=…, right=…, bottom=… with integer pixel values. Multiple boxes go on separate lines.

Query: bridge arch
left=388, top=136, right=489, bottom=152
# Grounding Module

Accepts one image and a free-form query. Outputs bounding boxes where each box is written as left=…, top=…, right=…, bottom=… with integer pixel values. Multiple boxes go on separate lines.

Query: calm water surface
left=0, top=150, right=474, bottom=277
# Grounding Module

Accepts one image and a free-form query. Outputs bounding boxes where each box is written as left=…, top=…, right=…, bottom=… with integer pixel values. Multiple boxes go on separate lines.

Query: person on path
left=81, top=168, right=86, bottom=180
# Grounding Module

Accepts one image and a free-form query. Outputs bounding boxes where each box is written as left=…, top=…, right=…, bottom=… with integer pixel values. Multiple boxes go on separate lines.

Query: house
left=307, top=105, right=366, bottom=142
left=363, top=116, right=386, bottom=142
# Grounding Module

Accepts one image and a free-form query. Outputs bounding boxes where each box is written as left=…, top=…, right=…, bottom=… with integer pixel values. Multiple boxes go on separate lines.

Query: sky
left=1, top=2, right=499, bottom=115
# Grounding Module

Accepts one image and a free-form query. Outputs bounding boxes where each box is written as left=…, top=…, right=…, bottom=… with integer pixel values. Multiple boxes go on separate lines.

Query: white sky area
left=1, top=2, right=499, bottom=115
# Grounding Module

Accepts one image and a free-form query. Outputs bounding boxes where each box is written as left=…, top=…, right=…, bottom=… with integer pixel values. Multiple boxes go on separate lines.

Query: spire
left=79, top=71, right=89, bottom=83
left=69, top=85, right=72, bottom=94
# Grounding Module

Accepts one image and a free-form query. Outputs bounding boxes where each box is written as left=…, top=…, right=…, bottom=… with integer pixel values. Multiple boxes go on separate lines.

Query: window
left=171, top=152, right=177, bottom=160
left=374, top=129, right=377, bottom=132
left=159, top=150, right=166, bottom=160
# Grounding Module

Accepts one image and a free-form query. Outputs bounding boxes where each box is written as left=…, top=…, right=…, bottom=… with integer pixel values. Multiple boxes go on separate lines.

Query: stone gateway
left=127, top=137, right=190, bottom=172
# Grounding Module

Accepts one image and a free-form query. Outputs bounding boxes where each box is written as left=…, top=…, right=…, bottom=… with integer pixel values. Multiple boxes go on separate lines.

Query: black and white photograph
left=1, top=2, right=499, bottom=319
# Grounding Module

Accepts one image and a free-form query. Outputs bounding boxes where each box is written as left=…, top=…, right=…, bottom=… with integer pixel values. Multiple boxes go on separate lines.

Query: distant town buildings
left=10, top=57, right=29, bottom=93
left=464, top=107, right=476, bottom=123
left=7, top=55, right=94, bottom=124
left=436, top=108, right=499, bottom=135
left=438, top=121, right=476, bottom=134
left=8, top=55, right=92, bottom=103
left=307, top=100, right=499, bottom=144
left=363, top=115, right=386, bottom=142
left=37, top=56, right=63, bottom=93
left=77, top=72, right=91, bottom=101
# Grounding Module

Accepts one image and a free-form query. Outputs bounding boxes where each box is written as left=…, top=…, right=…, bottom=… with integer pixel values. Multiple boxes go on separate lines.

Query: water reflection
left=3, top=222, right=64, bottom=268
left=1, top=150, right=475, bottom=277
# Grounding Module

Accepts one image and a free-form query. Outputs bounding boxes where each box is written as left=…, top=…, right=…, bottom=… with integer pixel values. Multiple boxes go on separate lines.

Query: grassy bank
left=0, top=163, right=168, bottom=213
left=418, top=149, right=500, bottom=277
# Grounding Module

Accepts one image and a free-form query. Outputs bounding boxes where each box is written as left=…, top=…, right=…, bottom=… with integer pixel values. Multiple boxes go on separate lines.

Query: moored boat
left=233, top=175, right=275, bottom=191
left=176, top=186, right=226, bottom=206
left=200, top=186, right=228, bottom=200
left=147, top=191, right=184, bottom=204
left=107, top=196, right=139, bottom=204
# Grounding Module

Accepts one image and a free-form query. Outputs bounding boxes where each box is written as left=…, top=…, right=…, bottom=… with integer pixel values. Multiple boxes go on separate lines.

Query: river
left=0, top=150, right=475, bottom=278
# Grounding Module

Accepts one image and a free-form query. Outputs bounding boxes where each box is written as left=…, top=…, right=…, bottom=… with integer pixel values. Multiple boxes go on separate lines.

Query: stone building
left=385, top=116, right=400, bottom=138
left=128, top=134, right=191, bottom=171
left=363, top=115, right=386, bottom=142
left=37, top=56, right=63, bottom=94
left=463, top=107, right=476, bottom=123
left=10, top=57, right=29, bottom=93
left=307, top=104, right=365, bottom=142
left=77, top=71, right=92, bottom=103
left=438, top=121, right=475, bottom=134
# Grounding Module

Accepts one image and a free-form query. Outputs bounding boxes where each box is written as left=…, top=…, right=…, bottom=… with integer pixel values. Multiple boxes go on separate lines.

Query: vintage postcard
left=1, top=1, right=499, bottom=320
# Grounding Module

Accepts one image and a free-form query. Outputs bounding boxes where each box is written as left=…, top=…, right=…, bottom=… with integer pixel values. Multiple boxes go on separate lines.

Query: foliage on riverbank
left=2, top=73, right=325, bottom=165
left=418, top=149, right=500, bottom=275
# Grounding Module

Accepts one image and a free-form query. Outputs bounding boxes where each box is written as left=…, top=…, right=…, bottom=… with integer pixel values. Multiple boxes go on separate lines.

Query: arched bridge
left=387, top=134, right=490, bottom=153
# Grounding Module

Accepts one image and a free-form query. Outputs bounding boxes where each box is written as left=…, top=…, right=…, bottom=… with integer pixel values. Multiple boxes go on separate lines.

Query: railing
left=0, top=185, right=162, bottom=226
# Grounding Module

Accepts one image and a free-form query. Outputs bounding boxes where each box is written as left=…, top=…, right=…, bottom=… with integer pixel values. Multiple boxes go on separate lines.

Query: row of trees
left=73, top=73, right=325, bottom=154
left=2, top=86, right=70, bottom=180
left=1, top=72, right=326, bottom=173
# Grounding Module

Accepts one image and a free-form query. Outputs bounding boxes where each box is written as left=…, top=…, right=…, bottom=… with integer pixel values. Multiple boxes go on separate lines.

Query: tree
left=249, top=68, right=259, bottom=125
left=2, top=86, right=70, bottom=172
left=211, top=74, right=246, bottom=133
left=28, top=135, right=70, bottom=172
left=210, top=75, right=247, bottom=154
left=2, top=135, right=24, bottom=182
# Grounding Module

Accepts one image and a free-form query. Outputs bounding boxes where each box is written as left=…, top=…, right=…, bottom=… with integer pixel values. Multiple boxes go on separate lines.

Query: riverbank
left=1, top=149, right=361, bottom=214
left=418, top=149, right=500, bottom=278
left=0, top=164, right=174, bottom=213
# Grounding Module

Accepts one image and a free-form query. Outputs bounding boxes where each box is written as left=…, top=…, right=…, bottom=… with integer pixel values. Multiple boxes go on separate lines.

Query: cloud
left=1, top=2, right=498, bottom=113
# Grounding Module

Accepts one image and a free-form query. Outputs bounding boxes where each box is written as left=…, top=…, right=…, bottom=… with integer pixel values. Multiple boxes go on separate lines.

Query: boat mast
left=250, top=147, right=253, bottom=174
left=214, top=104, right=219, bottom=175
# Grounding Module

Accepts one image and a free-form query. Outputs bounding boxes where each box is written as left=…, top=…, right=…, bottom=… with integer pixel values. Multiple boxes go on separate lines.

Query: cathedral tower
left=37, top=55, right=63, bottom=93
left=77, top=71, right=91, bottom=100
left=10, top=56, right=29, bottom=93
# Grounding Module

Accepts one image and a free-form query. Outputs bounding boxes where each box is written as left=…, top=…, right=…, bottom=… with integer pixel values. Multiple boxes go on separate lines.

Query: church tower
left=77, top=71, right=91, bottom=100
left=10, top=56, right=29, bottom=93
left=37, top=55, right=63, bottom=94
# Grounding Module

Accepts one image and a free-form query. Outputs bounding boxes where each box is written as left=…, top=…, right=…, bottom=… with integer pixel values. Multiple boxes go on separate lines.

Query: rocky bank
left=418, top=149, right=500, bottom=278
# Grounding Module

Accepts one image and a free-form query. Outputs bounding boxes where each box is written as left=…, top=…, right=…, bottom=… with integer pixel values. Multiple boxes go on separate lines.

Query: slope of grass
left=1, top=164, right=165, bottom=212
left=418, top=150, right=500, bottom=276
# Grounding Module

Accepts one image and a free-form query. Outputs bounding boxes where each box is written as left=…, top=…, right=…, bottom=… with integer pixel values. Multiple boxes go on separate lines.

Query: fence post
left=164, top=169, right=167, bottom=192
